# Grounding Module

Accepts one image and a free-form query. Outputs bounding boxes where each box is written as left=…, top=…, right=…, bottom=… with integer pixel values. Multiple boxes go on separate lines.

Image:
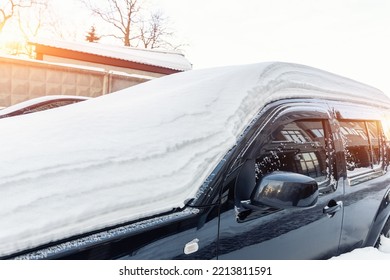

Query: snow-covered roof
left=0, top=62, right=388, bottom=258
left=30, top=38, right=192, bottom=72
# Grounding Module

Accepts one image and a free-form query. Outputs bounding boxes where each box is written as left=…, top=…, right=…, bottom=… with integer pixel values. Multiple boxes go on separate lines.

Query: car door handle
left=323, top=200, right=343, bottom=217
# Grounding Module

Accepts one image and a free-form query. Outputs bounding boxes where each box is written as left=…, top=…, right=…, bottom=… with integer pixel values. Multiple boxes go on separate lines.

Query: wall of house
left=42, top=54, right=165, bottom=78
left=0, top=55, right=152, bottom=107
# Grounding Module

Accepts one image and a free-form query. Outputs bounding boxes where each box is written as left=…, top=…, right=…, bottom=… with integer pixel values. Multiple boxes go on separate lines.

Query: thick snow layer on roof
left=0, top=62, right=389, bottom=257
left=30, top=38, right=192, bottom=71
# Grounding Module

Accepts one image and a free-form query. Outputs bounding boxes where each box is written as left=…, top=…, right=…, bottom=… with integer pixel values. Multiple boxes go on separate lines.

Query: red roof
left=30, top=39, right=192, bottom=75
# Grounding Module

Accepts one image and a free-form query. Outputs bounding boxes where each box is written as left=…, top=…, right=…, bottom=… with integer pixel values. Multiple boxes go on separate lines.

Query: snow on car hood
left=0, top=62, right=388, bottom=257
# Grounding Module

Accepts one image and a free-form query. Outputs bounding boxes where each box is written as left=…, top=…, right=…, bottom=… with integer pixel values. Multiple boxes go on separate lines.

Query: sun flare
left=381, top=117, right=390, bottom=139
left=0, top=28, right=27, bottom=55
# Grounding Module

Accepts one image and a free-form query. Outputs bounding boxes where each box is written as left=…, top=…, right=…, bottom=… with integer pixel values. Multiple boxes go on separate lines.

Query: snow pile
left=332, top=235, right=390, bottom=259
left=378, top=234, right=390, bottom=253
left=0, top=62, right=388, bottom=257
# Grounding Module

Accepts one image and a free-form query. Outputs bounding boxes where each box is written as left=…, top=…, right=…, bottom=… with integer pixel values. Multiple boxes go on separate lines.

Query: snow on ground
left=332, top=235, right=390, bottom=259
left=0, top=62, right=390, bottom=258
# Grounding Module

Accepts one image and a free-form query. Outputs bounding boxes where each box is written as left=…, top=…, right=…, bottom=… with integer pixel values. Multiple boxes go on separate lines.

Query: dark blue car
left=1, top=62, right=389, bottom=260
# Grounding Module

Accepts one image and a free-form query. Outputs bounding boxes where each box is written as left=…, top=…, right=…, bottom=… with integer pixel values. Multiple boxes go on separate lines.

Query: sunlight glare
left=0, top=27, right=26, bottom=55
left=381, top=117, right=390, bottom=140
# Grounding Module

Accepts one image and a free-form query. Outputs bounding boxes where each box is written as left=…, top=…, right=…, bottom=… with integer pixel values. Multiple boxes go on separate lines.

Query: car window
left=339, top=120, right=384, bottom=185
left=255, top=119, right=335, bottom=195
left=366, top=121, right=382, bottom=168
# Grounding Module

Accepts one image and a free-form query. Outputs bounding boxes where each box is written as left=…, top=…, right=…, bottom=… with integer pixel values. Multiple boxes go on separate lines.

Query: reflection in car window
left=339, top=120, right=383, bottom=185
left=367, top=121, right=381, bottom=168
left=255, top=119, right=334, bottom=194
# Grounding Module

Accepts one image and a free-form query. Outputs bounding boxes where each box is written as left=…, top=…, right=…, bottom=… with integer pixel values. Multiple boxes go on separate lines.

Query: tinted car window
left=255, top=119, right=334, bottom=194
left=339, top=120, right=383, bottom=185
left=367, top=121, right=382, bottom=168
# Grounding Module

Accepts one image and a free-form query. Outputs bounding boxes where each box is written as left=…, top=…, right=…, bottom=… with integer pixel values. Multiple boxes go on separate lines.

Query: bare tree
left=46, top=17, right=79, bottom=41
left=138, top=11, right=173, bottom=49
left=0, top=0, right=48, bottom=57
left=82, top=0, right=141, bottom=47
left=0, top=0, right=38, bottom=32
left=16, top=0, right=49, bottom=57
left=82, top=0, right=181, bottom=50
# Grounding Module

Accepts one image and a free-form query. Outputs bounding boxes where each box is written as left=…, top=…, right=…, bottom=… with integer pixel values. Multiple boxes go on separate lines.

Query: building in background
left=29, top=39, right=192, bottom=78
left=0, top=39, right=192, bottom=107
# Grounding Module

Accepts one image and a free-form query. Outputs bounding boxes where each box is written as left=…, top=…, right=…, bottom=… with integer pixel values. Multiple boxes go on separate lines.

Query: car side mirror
left=249, top=171, right=319, bottom=209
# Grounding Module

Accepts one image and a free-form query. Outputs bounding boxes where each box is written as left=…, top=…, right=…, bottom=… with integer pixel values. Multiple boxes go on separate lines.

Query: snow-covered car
left=1, top=62, right=390, bottom=260
left=0, top=95, right=89, bottom=119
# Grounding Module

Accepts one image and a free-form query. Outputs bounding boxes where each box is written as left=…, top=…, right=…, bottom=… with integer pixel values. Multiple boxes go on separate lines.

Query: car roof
left=0, top=95, right=89, bottom=118
left=0, top=61, right=389, bottom=258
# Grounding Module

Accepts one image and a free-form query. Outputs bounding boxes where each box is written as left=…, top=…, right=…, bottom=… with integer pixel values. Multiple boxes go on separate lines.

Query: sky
left=150, top=0, right=390, bottom=95
left=1, top=0, right=390, bottom=94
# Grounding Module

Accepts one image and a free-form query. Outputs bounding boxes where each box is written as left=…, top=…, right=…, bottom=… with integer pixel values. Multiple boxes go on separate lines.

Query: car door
left=334, top=115, right=390, bottom=253
left=217, top=103, right=343, bottom=259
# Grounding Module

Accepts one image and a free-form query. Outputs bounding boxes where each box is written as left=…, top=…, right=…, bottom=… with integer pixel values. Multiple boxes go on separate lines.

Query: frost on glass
left=255, top=120, right=330, bottom=191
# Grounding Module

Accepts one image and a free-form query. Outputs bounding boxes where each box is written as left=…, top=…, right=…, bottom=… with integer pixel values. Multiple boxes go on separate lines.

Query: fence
left=0, top=55, right=151, bottom=107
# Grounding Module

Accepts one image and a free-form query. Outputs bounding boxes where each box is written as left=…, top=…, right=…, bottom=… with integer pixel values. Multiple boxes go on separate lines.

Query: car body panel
left=217, top=101, right=344, bottom=259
